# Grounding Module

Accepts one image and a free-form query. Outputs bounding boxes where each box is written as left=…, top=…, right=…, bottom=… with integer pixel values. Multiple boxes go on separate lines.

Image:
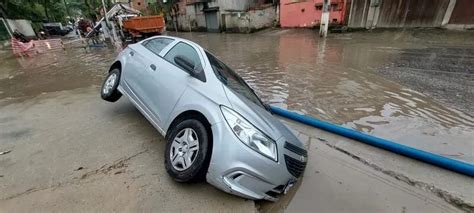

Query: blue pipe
left=270, top=106, right=474, bottom=177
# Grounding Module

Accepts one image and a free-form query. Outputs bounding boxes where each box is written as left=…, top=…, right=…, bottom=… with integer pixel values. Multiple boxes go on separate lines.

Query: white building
left=171, top=0, right=278, bottom=33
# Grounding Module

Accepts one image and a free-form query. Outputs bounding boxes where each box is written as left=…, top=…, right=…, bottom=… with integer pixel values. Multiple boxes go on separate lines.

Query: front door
left=141, top=41, right=204, bottom=127
left=205, top=11, right=219, bottom=33
left=133, top=37, right=175, bottom=127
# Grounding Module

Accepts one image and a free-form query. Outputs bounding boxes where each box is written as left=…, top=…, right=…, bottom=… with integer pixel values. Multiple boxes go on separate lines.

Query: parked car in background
left=42, top=22, right=71, bottom=36
left=100, top=36, right=307, bottom=201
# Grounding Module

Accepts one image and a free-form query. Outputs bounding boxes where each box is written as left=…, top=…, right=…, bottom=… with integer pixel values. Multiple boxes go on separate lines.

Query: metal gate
left=449, top=0, right=474, bottom=24
left=377, top=0, right=449, bottom=27
left=205, top=11, right=219, bottom=33
left=348, top=0, right=450, bottom=28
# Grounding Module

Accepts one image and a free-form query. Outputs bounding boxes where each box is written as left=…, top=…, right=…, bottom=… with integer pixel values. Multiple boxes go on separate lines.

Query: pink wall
left=280, top=0, right=346, bottom=28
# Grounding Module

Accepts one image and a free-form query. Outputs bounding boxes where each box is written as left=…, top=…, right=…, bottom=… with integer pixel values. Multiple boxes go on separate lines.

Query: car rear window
left=142, top=38, right=174, bottom=55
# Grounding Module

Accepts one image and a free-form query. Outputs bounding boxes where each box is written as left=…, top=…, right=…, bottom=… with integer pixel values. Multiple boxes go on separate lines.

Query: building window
left=331, top=3, right=341, bottom=11
left=315, top=5, right=322, bottom=10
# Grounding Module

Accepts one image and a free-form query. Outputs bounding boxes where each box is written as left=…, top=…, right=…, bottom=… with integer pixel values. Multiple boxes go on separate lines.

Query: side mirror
left=174, top=55, right=195, bottom=76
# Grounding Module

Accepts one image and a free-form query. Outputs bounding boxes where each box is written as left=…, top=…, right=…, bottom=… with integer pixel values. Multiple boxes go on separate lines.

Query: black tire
left=101, top=68, right=122, bottom=102
left=165, top=119, right=211, bottom=182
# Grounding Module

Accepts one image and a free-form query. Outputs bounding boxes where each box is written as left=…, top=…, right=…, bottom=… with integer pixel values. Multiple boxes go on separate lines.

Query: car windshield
left=206, top=52, right=266, bottom=109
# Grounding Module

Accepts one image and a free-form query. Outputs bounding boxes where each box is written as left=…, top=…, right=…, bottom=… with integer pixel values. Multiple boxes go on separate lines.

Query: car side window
left=143, top=38, right=174, bottom=55
left=164, top=42, right=203, bottom=71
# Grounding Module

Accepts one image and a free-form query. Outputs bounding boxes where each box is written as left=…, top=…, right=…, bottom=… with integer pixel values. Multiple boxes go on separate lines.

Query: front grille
left=284, top=154, right=307, bottom=178
left=284, top=142, right=307, bottom=157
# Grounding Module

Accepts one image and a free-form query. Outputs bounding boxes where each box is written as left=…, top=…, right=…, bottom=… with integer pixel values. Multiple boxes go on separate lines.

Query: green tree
left=1, top=0, right=45, bottom=21
left=0, top=0, right=67, bottom=21
left=0, top=0, right=108, bottom=22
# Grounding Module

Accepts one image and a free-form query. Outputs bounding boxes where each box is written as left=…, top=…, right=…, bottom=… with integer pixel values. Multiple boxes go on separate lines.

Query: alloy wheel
left=103, top=73, right=117, bottom=95
left=170, top=128, right=200, bottom=171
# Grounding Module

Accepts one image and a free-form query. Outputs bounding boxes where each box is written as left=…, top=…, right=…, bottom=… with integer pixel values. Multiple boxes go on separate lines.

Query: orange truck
left=122, top=15, right=165, bottom=39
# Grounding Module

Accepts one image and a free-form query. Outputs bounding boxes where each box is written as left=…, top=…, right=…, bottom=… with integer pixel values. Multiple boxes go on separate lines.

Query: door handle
left=129, top=51, right=134, bottom=56
left=149, top=64, right=156, bottom=71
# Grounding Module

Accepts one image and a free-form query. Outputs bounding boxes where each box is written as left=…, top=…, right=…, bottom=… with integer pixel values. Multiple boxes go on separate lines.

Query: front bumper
left=206, top=122, right=306, bottom=201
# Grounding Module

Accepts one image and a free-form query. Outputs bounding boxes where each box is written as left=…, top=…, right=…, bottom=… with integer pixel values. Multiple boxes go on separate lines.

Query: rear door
left=143, top=41, right=205, bottom=126
left=121, top=44, right=149, bottom=104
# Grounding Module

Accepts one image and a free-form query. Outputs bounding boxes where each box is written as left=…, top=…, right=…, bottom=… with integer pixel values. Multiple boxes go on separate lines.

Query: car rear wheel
left=165, top=119, right=211, bottom=182
left=101, top=68, right=122, bottom=102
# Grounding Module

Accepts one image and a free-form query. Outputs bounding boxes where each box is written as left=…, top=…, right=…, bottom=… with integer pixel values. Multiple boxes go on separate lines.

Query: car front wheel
left=165, top=119, right=211, bottom=182
left=101, top=68, right=122, bottom=102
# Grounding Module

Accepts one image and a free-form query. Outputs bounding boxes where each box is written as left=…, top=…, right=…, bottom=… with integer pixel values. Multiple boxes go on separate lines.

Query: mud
left=0, top=88, right=255, bottom=212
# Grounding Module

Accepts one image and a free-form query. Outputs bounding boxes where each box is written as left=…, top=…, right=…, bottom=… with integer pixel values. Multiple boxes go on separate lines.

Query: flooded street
left=0, top=29, right=473, bottom=165
left=0, top=43, right=116, bottom=100
left=1, top=29, right=473, bottom=212
left=172, top=29, right=474, bottom=164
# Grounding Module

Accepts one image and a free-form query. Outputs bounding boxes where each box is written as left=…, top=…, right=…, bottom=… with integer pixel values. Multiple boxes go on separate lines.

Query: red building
left=280, top=0, right=348, bottom=28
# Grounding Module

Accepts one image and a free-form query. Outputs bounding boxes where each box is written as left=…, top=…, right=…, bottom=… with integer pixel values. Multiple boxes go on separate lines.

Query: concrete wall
left=218, top=0, right=253, bottom=11
left=130, top=0, right=147, bottom=12
left=348, top=0, right=451, bottom=28
left=377, top=0, right=449, bottom=27
left=173, top=1, right=277, bottom=33
left=280, top=0, right=347, bottom=28
left=172, top=3, right=208, bottom=32
left=347, top=0, right=370, bottom=28
left=223, top=5, right=276, bottom=33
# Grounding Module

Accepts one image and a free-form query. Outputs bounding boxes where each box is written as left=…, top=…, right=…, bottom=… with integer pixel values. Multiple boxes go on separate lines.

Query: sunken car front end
left=206, top=105, right=308, bottom=201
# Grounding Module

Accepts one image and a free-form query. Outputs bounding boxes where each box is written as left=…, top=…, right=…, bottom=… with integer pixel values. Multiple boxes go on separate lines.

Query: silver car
left=100, top=36, right=307, bottom=201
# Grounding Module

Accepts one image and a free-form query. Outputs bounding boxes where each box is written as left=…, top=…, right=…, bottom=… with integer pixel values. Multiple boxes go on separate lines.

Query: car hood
left=222, top=86, right=304, bottom=149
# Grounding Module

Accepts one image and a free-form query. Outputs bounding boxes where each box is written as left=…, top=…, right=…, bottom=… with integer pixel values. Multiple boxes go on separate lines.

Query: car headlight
left=220, top=105, right=278, bottom=161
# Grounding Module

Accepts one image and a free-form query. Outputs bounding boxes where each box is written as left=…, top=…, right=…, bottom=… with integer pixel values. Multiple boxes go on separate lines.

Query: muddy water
left=0, top=30, right=473, bottom=163
left=0, top=46, right=116, bottom=101
left=170, top=29, right=474, bottom=163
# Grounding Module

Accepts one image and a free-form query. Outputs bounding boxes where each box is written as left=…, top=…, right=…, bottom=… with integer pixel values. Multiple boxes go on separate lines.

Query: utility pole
left=101, top=0, right=114, bottom=43
left=63, top=0, right=71, bottom=19
left=101, top=0, right=109, bottom=26
left=319, top=0, right=330, bottom=37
